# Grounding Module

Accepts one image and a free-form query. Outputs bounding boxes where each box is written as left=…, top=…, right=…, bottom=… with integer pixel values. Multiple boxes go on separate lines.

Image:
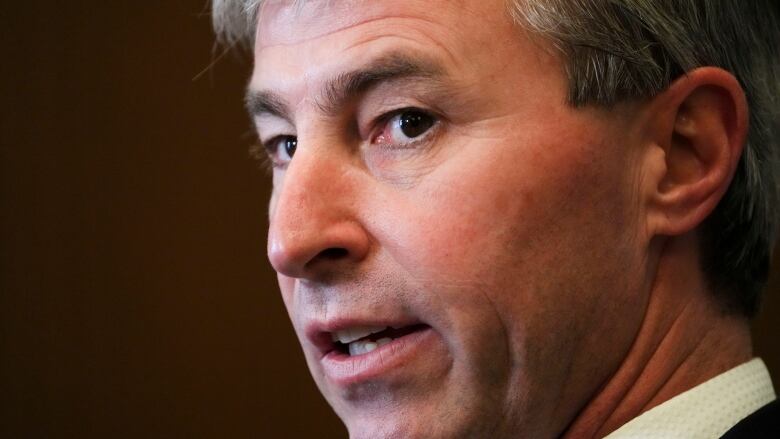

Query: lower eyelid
left=386, top=120, right=442, bottom=150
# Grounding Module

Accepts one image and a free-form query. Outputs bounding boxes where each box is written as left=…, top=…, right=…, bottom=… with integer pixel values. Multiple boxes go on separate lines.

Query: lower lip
left=321, top=326, right=437, bottom=386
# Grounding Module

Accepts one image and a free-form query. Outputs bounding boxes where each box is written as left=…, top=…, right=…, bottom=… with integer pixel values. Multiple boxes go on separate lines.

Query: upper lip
left=305, top=317, right=424, bottom=359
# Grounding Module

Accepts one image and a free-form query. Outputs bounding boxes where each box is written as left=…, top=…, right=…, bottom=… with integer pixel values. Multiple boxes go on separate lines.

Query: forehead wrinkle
left=340, top=34, right=462, bottom=77
left=256, top=0, right=469, bottom=51
left=258, top=13, right=431, bottom=49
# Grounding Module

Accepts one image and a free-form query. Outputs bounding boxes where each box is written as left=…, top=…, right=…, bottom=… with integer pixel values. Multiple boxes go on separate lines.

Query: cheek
left=369, top=117, right=641, bottom=349
left=380, top=133, right=619, bottom=279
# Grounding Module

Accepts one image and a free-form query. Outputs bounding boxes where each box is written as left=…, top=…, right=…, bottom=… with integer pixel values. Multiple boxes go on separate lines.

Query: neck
left=561, top=233, right=753, bottom=439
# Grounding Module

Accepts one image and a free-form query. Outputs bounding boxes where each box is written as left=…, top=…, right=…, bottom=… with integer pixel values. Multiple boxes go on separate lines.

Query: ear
left=640, top=67, right=748, bottom=237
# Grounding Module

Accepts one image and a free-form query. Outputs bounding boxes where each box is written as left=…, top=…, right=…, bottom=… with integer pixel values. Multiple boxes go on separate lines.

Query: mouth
left=309, top=321, right=438, bottom=386
left=330, top=324, right=430, bottom=356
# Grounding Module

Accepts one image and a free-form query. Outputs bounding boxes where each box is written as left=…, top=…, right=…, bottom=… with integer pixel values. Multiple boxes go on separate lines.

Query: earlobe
left=643, top=67, right=748, bottom=237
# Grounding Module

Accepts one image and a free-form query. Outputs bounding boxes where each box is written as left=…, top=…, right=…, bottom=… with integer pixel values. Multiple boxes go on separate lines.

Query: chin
left=334, top=396, right=507, bottom=439
left=345, top=417, right=461, bottom=439
left=346, top=420, right=412, bottom=439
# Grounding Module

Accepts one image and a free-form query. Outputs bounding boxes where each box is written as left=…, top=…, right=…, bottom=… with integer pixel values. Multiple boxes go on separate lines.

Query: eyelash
left=249, top=141, right=276, bottom=174
left=256, top=107, right=441, bottom=169
left=370, top=107, right=440, bottom=150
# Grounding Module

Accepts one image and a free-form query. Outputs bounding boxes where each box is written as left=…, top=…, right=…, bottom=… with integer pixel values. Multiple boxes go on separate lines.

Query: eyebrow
left=244, top=52, right=446, bottom=121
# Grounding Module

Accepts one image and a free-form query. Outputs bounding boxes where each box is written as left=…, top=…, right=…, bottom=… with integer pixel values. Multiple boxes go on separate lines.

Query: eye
left=264, top=135, right=297, bottom=167
left=373, top=109, right=437, bottom=148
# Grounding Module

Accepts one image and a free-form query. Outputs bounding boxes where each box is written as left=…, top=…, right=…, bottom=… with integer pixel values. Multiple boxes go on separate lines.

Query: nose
left=267, top=150, right=371, bottom=279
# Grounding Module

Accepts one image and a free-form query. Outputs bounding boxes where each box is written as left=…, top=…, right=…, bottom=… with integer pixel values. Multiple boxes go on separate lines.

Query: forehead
left=250, top=0, right=537, bottom=95
left=255, top=0, right=505, bottom=48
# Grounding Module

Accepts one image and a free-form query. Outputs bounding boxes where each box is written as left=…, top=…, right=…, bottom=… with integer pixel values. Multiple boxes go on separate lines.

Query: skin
left=248, top=1, right=753, bottom=437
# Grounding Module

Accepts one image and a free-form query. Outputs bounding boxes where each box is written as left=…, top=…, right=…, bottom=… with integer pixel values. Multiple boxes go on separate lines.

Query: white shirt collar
left=604, top=358, right=776, bottom=439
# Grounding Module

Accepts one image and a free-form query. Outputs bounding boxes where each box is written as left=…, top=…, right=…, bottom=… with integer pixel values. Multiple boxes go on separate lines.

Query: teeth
left=376, top=337, right=393, bottom=347
left=331, top=325, right=388, bottom=344
left=348, top=340, right=378, bottom=356
left=345, top=337, right=394, bottom=356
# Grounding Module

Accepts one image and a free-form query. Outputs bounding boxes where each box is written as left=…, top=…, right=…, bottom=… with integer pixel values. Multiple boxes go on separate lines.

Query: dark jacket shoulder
left=720, top=399, right=780, bottom=439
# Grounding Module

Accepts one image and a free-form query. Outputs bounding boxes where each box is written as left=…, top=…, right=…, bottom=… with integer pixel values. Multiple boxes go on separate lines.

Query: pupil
left=285, top=137, right=297, bottom=157
left=399, top=111, right=432, bottom=138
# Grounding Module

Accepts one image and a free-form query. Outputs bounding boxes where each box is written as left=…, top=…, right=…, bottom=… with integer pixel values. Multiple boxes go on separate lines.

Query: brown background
left=1, top=2, right=777, bottom=438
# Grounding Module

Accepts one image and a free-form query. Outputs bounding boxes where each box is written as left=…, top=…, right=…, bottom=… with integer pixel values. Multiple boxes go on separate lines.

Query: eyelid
left=261, top=134, right=285, bottom=152
left=254, top=116, right=295, bottom=147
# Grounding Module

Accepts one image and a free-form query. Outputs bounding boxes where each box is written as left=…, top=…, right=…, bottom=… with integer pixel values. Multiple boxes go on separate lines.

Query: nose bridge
left=267, top=146, right=369, bottom=278
left=272, top=148, right=335, bottom=229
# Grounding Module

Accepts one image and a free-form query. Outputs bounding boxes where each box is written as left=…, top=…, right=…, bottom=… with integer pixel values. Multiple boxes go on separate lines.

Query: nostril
left=268, top=219, right=371, bottom=277
left=318, top=247, right=349, bottom=260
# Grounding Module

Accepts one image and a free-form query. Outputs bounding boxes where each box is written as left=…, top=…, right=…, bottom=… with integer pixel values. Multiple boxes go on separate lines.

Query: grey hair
left=211, top=0, right=260, bottom=47
left=212, top=0, right=780, bottom=316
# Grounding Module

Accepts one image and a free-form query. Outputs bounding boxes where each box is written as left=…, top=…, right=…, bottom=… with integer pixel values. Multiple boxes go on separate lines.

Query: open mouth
left=315, top=321, right=440, bottom=385
left=330, top=324, right=430, bottom=356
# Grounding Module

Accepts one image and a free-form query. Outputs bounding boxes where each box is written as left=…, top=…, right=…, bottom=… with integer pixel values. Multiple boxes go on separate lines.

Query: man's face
left=251, top=0, right=652, bottom=437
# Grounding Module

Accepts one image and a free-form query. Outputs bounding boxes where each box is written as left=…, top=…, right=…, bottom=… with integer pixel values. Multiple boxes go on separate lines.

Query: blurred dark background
left=0, top=2, right=777, bottom=438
